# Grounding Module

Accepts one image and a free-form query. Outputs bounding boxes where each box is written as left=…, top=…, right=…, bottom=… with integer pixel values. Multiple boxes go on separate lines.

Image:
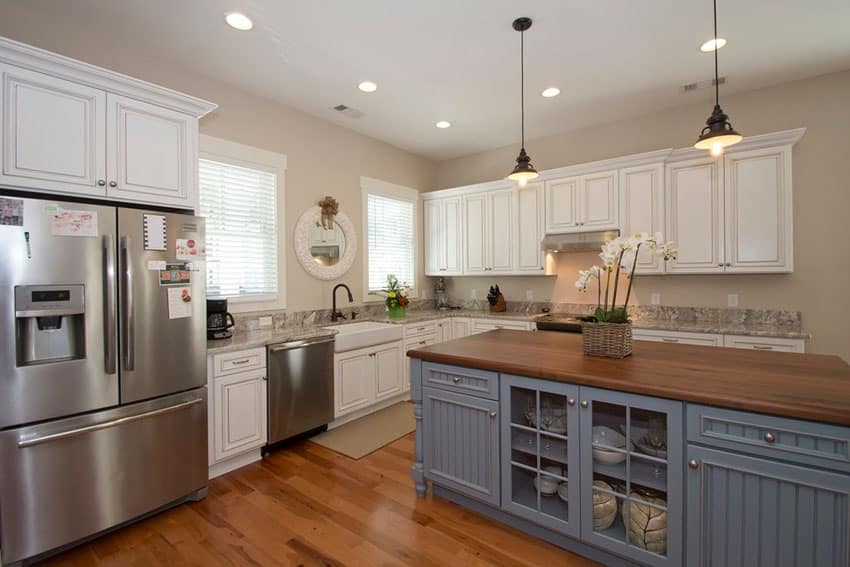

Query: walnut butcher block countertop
left=407, top=330, right=850, bottom=426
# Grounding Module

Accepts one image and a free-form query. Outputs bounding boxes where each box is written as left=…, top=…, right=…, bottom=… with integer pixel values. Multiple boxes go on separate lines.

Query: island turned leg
left=410, top=358, right=426, bottom=497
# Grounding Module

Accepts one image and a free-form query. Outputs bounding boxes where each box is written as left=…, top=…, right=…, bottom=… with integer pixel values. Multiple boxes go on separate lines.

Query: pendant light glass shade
left=694, top=0, right=742, bottom=156
left=508, top=17, right=538, bottom=185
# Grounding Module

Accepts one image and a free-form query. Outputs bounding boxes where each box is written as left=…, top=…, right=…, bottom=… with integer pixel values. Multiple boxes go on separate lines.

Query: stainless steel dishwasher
left=266, top=335, right=335, bottom=446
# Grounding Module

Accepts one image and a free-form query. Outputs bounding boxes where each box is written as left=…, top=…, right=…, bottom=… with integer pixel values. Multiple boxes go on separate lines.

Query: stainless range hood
left=541, top=230, right=619, bottom=253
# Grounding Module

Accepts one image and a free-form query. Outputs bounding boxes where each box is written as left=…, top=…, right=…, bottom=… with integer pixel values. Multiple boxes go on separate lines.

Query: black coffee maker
left=207, top=297, right=235, bottom=340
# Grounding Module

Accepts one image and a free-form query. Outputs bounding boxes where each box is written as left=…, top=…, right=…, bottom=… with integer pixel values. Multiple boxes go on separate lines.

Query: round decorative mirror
left=294, top=206, right=357, bottom=280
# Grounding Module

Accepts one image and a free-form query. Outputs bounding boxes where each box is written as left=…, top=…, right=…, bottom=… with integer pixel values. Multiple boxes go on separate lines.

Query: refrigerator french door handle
left=120, top=236, right=134, bottom=371
left=103, top=235, right=116, bottom=375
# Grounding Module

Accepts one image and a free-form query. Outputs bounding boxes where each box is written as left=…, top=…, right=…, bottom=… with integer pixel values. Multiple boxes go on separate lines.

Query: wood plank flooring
left=40, top=433, right=598, bottom=566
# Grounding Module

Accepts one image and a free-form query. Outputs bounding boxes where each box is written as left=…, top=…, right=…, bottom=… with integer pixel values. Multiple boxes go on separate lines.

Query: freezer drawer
left=0, top=389, right=207, bottom=565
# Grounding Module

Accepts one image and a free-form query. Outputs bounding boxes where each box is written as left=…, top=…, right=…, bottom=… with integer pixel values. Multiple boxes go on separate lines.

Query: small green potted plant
left=576, top=233, right=677, bottom=357
left=374, top=274, right=411, bottom=319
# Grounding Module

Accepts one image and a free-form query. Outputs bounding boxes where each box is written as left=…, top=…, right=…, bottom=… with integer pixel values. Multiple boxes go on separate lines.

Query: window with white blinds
left=366, top=192, right=416, bottom=292
left=199, top=158, right=278, bottom=300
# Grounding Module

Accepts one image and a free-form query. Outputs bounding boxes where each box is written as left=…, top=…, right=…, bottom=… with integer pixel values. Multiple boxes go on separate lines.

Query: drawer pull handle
left=661, top=338, right=679, bottom=343
left=752, top=345, right=774, bottom=351
left=567, top=398, right=576, bottom=406
left=489, top=411, right=497, bottom=419
left=419, top=341, right=427, bottom=345
left=452, top=377, right=460, bottom=383
left=231, top=359, right=252, bottom=365
left=763, top=432, right=776, bottom=443
left=580, top=400, right=589, bottom=409
left=688, top=459, right=700, bottom=470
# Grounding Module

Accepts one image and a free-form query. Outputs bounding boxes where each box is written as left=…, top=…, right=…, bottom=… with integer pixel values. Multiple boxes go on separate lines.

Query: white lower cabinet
left=208, top=347, right=268, bottom=478
left=450, top=318, right=471, bottom=339
left=634, top=329, right=804, bottom=352
left=723, top=334, right=805, bottom=353
left=470, top=319, right=536, bottom=335
left=335, top=340, right=404, bottom=418
left=632, top=329, right=724, bottom=347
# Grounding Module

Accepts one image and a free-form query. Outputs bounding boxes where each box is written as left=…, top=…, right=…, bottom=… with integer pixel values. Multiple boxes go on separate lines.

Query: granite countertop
left=207, top=309, right=809, bottom=354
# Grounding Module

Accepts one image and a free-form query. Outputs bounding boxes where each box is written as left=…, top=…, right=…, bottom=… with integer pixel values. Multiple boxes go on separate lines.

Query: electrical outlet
left=526, top=289, right=534, bottom=301
left=471, top=288, right=478, bottom=300
left=258, top=316, right=273, bottom=328
left=651, top=293, right=661, bottom=305
left=727, top=294, right=739, bottom=307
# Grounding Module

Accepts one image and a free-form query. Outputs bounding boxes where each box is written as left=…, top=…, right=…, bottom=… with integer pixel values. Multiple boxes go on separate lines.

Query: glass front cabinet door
left=500, top=375, right=581, bottom=538
left=579, top=387, right=684, bottom=567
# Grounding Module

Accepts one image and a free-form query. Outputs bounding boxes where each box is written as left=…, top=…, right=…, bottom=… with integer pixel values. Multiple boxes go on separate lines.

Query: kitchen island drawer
left=422, top=362, right=498, bottom=400
left=687, top=404, right=850, bottom=473
left=212, top=347, right=267, bottom=377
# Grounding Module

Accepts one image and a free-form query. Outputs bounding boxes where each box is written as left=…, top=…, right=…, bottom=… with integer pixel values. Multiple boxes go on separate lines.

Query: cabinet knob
left=726, top=262, right=732, bottom=267
left=97, top=179, right=106, bottom=186
left=763, top=432, right=776, bottom=443
left=567, top=398, right=576, bottom=406
left=109, top=180, right=117, bottom=188
left=261, top=375, right=268, bottom=381
left=718, top=263, right=724, bottom=267
left=489, top=411, right=497, bottom=419
left=580, top=400, right=589, bottom=409
left=452, top=376, right=460, bottom=383
left=688, top=459, right=700, bottom=469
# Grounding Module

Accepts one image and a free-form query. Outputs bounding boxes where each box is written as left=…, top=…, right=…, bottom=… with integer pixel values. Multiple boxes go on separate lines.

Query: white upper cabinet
left=0, top=38, right=215, bottom=210
left=463, top=193, right=488, bottom=274
left=723, top=146, right=793, bottom=273
left=619, top=163, right=665, bottom=274
left=0, top=63, right=106, bottom=196
left=666, top=157, right=725, bottom=273
left=516, top=182, right=545, bottom=273
left=106, top=94, right=196, bottom=207
left=488, top=188, right=514, bottom=273
left=425, top=197, right=462, bottom=276
left=545, top=170, right=618, bottom=233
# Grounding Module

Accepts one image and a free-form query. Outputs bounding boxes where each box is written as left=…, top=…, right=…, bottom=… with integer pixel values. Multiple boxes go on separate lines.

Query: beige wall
left=434, top=70, right=850, bottom=361
left=0, top=23, right=436, bottom=313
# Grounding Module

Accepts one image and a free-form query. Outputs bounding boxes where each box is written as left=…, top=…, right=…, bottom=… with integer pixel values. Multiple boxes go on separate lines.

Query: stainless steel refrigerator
left=0, top=195, right=208, bottom=565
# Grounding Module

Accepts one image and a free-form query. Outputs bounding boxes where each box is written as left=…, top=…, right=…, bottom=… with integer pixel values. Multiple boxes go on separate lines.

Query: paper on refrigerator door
left=50, top=209, right=98, bottom=237
left=143, top=214, right=167, bottom=250
left=167, top=287, right=193, bottom=319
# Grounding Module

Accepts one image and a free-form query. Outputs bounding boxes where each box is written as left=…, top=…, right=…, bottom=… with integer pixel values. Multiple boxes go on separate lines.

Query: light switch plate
left=727, top=294, right=739, bottom=307
left=651, top=293, right=661, bottom=305
left=526, top=289, right=534, bottom=301
left=258, top=316, right=273, bottom=328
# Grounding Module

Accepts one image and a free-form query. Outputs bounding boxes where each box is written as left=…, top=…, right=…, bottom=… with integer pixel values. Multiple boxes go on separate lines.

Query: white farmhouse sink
left=323, top=321, right=403, bottom=353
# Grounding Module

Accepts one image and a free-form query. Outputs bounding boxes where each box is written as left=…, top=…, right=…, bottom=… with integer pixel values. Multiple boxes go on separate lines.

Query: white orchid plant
left=576, top=233, right=677, bottom=324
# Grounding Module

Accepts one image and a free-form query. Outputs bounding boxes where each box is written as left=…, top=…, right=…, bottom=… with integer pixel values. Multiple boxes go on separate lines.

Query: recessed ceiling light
left=700, top=37, right=726, bottom=52
left=358, top=81, right=378, bottom=93
left=225, top=12, right=253, bottom=31
left=541, top=87, right=561, bottom=98
left=435, top=121, right=452, bottom=129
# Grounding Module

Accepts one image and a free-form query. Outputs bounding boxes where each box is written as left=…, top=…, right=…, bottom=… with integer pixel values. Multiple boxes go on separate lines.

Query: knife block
left=490, top=294, right=507, bottom=313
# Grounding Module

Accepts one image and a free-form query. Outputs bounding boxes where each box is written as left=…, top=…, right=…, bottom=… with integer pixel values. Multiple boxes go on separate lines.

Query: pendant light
left=694, top=0, right=742, bottom=157
left=507, top=17, right=538, bottom=187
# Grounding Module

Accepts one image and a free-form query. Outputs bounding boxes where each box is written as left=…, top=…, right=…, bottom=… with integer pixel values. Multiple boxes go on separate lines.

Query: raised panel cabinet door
left=214, top=369, right=267, bottom=462
left=0, top=63, right=106, bottom=196
left=451, top=318, right=470, bottom=339
left=516, top=182, right=545, bottom=272
left=545, top=176, right=579, bottom=233
left=106, top=93, right=196, bottom=207
left=488, top=188, right=515, bottom=273
left=423, top=386, right=500, bottom=506
left=444, top=197, right=463, bottom=274
left=686, top=445, right=850, bottom=567
left=620, top=164, right=665, bottom=274
left=666, top=157, right=725, bottom=273
left=335, top=350, right=375, bottom=416
left=463, top=193, right=488, bottom=274
left=578, top=387, right=684, bottom=567
left=723, top=146, right=793, bottom=273
left=579, top=171, right=619, bottom=230
left=424, top=199, right=444, bottom=275
left=374, top=342, right=403, bottom=401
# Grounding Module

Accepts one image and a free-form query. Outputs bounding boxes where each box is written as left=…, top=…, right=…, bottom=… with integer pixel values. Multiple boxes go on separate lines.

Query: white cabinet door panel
left=335, top=350, right=375, bottom=416
left=0, top=63, right=106, bottom=195
left=723, top=146, right=792, bottom=272
left=444, top=197, right=462, bottom=274
left=214, top=369, right=266, bottom=461
left=463, top=194, right=488, bottom=274
left=545, top=177, right=578, bottom=233
left=451, top=318, right=470, bottom=339
left=375, top=342, right=403, bottom=401
left=666, top=158, right=724, bottom=273
left=488, top=189, right=514, bottom=272
left=107, top=93, right=196, bottom=206
left=620, top=164, right=665, bottom=274
left=424, top=199, right=443, bottom=276
left=516, top=182, right=545, bottom=272
left=580, top=171, right=618, bottom=230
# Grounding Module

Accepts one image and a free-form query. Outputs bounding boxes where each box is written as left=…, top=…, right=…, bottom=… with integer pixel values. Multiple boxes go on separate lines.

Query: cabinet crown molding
left=0, top=36, right=217, bottom=118
left=667, top=128, right=806, bottom=163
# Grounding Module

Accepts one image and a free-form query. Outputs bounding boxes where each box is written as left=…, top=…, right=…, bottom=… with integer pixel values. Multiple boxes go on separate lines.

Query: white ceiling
left=4, top=0, right=850, bottom=160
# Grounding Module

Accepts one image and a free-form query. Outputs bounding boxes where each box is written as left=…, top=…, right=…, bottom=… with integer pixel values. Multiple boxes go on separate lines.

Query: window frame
left=199, top=135, right=287, bottom=312
left=361, top=176, right=419, bottom=303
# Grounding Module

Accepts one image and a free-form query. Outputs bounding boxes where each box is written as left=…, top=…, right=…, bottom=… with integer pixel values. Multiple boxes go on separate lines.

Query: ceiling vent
left=681, top=77, right=726, bottom=93
left=332, top=104, right=365, bottom=118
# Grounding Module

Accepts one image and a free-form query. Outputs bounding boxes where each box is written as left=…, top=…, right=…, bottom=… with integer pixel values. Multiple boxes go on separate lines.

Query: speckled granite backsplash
left=230, top=298, right=802, bottom=335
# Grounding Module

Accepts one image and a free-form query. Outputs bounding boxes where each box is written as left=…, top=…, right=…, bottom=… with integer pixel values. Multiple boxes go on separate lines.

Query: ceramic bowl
left=557, top=481, right=569, bottom=503
left=592, top=426, right=628, bottom=449
left=592, top=447, right=627, bottom=464
left=533, top=466, right=562, bottom=495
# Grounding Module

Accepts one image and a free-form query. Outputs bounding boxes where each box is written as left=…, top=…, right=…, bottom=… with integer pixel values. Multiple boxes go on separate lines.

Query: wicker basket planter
left=581, top=321, right=633, bottom=358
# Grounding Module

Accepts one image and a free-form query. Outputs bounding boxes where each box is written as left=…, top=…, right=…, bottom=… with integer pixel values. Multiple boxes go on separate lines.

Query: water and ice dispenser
left=15, top=285, right=86, bottom=366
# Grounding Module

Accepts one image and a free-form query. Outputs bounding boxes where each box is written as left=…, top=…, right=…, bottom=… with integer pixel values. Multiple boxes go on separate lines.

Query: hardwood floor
left=40, top=433, right=599, bottom=566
